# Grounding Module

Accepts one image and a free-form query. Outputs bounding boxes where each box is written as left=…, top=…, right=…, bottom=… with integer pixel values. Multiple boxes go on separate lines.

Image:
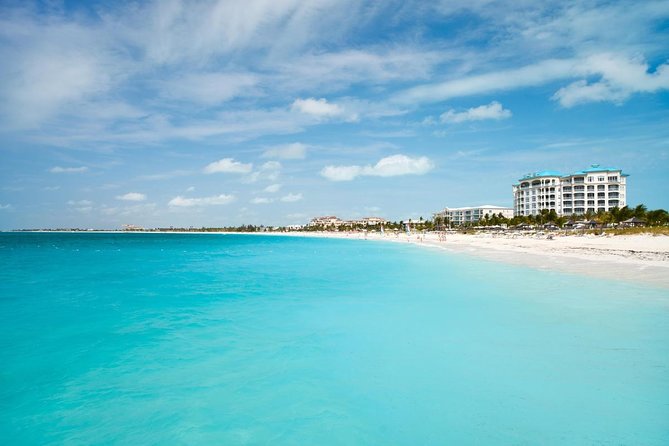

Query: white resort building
left=308, top=216, right=387, bottom=228
left=433, top=205, right=514, bottom=226
left=512, top=164, right=628, bottom=217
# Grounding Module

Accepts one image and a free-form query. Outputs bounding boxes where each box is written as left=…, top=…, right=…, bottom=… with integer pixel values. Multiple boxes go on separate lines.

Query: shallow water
left=1, top=233, right=668, bottom=444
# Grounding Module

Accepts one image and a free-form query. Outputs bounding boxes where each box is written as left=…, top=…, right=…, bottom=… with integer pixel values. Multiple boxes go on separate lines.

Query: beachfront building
left=309, top=216, right=388, bottom=228
left=513, top=164, right=628, bottom=217
left=433, top=205, right=514, bottom=226
left=354, top=217, right=387, bottom=226
left=308, top=216, right=344, bottom=228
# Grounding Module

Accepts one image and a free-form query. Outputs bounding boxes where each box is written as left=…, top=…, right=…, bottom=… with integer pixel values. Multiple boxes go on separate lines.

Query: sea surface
left=1, top=232, right=668, bottom=445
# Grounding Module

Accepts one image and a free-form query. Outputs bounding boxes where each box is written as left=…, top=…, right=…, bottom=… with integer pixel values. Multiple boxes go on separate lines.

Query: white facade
left=355, top=217, right=387, bottom=226
left=434, top=205, right=514, bottom=226
left=513, top=165, right=628, bottom=217
left=308, top=216, right=343, bottom=227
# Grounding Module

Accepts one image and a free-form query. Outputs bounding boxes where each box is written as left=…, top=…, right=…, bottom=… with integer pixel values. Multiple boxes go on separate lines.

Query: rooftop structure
left=512, top=164, right=628, bottom=217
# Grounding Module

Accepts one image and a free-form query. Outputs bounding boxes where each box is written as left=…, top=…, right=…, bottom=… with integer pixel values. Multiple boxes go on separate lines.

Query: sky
left=0, top=0, right=668, bottom=229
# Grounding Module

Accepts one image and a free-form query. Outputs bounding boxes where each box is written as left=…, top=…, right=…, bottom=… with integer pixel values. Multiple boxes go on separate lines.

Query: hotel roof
left=518, top=164, right=628, bottom=182
left=519, top=170, right=563, bottom=180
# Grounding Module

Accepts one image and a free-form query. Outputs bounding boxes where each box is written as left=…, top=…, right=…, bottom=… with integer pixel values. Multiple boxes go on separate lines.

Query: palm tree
left=633, top=204, right=648, bottom=219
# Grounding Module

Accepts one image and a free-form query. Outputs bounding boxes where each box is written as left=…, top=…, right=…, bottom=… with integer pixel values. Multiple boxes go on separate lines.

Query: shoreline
left=275, top=231, right=669, bottom=289
left=6, top=230, right=669, bottom=288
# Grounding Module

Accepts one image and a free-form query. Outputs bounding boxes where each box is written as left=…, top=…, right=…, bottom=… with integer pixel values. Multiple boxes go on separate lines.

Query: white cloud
left=552, top=54, right=669, bottom=107
left=0, top=204, right=11, bottom=210
left=168, top=194, right=235, bottom=207
left=321, top=154, right=434, bottom=181
left=67, top=200, right=93, bottom=206
left=161, top=72, right=258, bottom=105
left=396, top=53, right=669, bottom=107
left=291, top=97, right=358, bottom=122
left=440, top=101, right=512, bottom=123
left=262, top=142, right=308, bottom=159
left=43, top=186, right=60, bottom=191
left=203, top=158, right=253, bottom=174
left=186, top=186, right=195, bottom=192
left=116, top=192, right=146, bottom=202
left=49, top=166, right=88, bottom=173
left=263, top=183, right=282, bottom=193
left=138, top=170, right=192, bottom=181
left=245, top=161, right=282, bottom=183
left=280, top=192, right=303, bottom=202
left=395, top=58, right=577, bottom=104
left=261, top=161, right=281, bottom=171
left=278, top=48, right=445, bottom=91
left=251, top=197, right=273, bottom=204
left=320, top=165, right=363, bottom=182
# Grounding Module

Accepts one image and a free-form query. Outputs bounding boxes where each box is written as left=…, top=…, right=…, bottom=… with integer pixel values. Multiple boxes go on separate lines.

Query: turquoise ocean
left=1, top=232, right=668, bottom=445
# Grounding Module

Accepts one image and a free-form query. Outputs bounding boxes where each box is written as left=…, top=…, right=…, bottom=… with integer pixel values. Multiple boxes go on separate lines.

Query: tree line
left=434, top=205, right=668, bottom=228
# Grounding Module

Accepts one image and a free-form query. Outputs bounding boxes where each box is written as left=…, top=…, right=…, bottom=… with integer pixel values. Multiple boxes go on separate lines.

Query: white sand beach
left=282, top=231, right=669, bottom=288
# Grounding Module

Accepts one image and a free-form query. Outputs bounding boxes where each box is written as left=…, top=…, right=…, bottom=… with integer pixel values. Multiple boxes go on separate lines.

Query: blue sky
left=1, top=0, right=668, bottom=229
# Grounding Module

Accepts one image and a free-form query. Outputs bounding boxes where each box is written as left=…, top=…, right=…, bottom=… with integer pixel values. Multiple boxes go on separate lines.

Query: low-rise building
left=433, top=205, right=514, bottom=226
left=308, top=216, right=344, bottom=228
left=355, top=217, right=387, bottom=226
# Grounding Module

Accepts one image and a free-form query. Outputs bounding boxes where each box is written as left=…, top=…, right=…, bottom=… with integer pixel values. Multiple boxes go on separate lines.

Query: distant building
left=308, top=216, right=344, bottom=228
left=354, top=217, right=387, bottom=226
left=309, top=216, right=387, bottom=228
left=122, top=224, right=143, bottom=231
left=433, top=205, right=513, bottom=226
left=512, top=164, right=628, bottom=217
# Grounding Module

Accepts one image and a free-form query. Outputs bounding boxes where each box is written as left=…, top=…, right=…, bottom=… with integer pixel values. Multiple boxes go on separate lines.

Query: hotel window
left=597, top=185, right=605, bottom=191
left=608, top=176, right=618, bottom=182
left=587, top=176, right=593, bottom=182
left=587, top=185, right=594, bottom=191
left=598, top=176, right=605, bottom=181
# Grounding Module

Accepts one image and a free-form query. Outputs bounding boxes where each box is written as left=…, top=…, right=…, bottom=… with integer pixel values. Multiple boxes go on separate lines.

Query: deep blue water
left=0, top=232, right=668, bottom=445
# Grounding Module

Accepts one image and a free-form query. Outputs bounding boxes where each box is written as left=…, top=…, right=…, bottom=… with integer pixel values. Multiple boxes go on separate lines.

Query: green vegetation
left=442, top=205, right=668, bottom=229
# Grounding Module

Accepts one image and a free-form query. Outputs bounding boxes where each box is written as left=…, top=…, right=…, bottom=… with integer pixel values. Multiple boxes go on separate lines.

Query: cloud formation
left=263, top=184, right=282, bottom=193
left=168, top=194, right=235, bottom=207
left=280, top=193, right=303, bottom=202
left=49, top=166, right=89, bottom=173
left=321, top=154, right=434, bottom=181
left=291, top=98, right=358, bottom=122
left=397, top=54, right=669, bottom=107
left=552, top=54, right=669, bottom=107
left=440, top=101, right=512, bottom=123
left=251, top=197, right=272, bottom=204
left=116, top=192, right=146, bottom=202
left=203, top=158, right=253, bottom=174
left=262, top=142, right=308, bottom=159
